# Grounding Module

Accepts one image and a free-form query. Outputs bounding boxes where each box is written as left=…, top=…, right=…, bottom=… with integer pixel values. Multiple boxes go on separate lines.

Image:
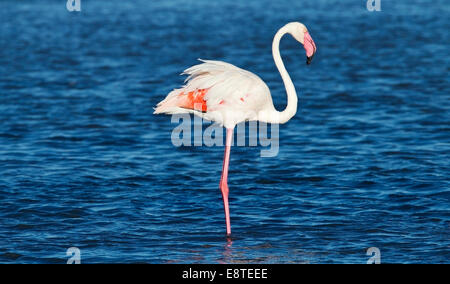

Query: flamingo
left=154, top=22, right=317, bottom=237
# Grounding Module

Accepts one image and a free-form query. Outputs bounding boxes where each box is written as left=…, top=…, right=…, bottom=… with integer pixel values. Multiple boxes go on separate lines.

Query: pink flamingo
left=154, top=22, right=316, bottom=237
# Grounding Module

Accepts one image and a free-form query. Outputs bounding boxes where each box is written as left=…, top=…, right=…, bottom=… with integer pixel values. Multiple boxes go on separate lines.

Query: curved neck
left=270, top=24, right=298, bottom=124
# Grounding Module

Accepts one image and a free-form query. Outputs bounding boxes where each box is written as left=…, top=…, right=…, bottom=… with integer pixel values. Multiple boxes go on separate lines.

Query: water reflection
left=219, top=238, right=233, bottom=264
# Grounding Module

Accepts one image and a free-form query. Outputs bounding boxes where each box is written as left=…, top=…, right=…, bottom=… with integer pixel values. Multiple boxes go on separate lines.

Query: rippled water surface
left=0, top=0, right=449, bottom=263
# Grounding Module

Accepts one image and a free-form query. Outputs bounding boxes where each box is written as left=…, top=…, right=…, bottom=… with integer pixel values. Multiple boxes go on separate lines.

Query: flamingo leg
left=220, top=128, right=233, bottom=237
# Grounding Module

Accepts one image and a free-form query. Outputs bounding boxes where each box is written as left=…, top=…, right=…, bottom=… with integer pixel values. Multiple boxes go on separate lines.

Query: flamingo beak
left=306, top=53, right=314, bottom=65
left=304, top=31, right=316, bottom=65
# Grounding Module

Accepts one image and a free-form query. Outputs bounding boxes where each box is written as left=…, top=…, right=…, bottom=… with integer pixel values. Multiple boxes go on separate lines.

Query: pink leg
left=220, top=128, right=233, bottom=237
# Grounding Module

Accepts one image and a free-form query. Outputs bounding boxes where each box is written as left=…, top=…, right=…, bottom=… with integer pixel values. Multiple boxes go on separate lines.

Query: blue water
left=0, top=0, right=449, bottom=264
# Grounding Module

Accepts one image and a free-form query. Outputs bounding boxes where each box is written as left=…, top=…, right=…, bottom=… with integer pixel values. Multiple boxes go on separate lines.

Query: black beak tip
left=306, top=54, right=314, bottom=65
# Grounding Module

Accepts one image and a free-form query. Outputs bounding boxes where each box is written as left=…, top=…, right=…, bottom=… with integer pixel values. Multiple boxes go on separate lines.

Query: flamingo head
left=290, top=22, right=317, bottom=65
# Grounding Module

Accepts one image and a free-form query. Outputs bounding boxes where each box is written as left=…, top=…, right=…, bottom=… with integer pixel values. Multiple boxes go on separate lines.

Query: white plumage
left=154, top=59, right=274, bottom=128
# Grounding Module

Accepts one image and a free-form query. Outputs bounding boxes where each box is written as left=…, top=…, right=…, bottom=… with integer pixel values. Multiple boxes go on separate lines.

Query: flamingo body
left=154, top=59, right=274, bottom=129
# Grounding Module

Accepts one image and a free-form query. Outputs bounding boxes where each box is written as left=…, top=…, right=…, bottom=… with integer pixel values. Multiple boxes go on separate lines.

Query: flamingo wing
left=154, top=59, right=272, bottom=125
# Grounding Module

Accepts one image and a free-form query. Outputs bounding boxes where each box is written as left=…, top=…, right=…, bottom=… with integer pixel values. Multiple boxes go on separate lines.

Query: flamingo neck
left=269, top=24, right=298, bottom=124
